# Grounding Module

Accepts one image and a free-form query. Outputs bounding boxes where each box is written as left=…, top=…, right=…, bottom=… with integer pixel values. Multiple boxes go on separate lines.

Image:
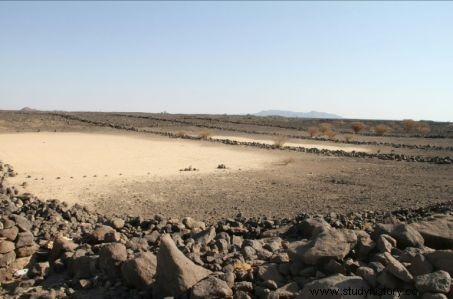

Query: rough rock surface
left=153, top=234, right=211, bottom=298
left=0, top=160, right=452, bottom=299
left=410, top=215, right=453, bottom=249
left=298, top=274, right=368, bottom=299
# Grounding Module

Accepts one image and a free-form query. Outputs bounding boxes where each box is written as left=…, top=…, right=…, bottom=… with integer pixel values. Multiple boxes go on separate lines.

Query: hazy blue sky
left=1, top=2, right=452, bottom=121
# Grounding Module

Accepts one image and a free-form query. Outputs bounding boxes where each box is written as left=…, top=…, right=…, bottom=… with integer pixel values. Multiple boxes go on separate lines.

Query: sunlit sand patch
left=212, top=135, right=372, bottom=153
left=0, top=132, right=279, bottom=205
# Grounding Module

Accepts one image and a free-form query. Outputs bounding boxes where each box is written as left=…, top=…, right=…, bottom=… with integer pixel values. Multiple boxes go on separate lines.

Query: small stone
left=99, top=243, right=127, bottom=277
left=235, top=281, right=254, bottom=292
left=0, top=240, right=15, bottom=254
left=407, top=253, right=433, bottom=277
left=257, top=263, right=285, bottom=284
left=121, top=251, right=157, bottom=290
left=356, top=266, right=377, bottom=287
left=90, top=225, right=120, bottom=243
left=377, top=234, right=396, bottom=253
left=426, top=250, right=453, bottom=276
left=274, top=282, right=300, bottom=297
left=190, top=276, right=233, bottom=299
left=288, top=229, right=357, bottom=265
left=390, top=224, right=424, bottom=248
left=414, top=270, right=451, bottom=293
left=182, top=217, right=206, bottom=230
left=192, top=226, right=216, bottom=245
left=0, top=226, right=19, bottom=241
left=299, top=274, right=368, bottom=299
left=377, top=270, right=401, bottom=289
left=234, top=291, right=252, bottom=299
left=15, top=231, right=34, bottom=248
left=50, top=236, right=78, bottom=263
left=153, top=234, right=211, bottom=298
left=10, top=215, right=32, bottom=232
left=145, top=230, right=161, bottom=243
left=0, top=251, right=16, bottom=267
left=16, top=244, right=39, bottom=257
left=111, top=218, right=125, bottom=229
left=384, top=252, right=413, bottom=282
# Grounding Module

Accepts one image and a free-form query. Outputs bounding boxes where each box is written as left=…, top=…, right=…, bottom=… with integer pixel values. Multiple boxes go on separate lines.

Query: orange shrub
left=351, top=122, right=366, bottom=134
left=374, top=124, right=390, bottom=136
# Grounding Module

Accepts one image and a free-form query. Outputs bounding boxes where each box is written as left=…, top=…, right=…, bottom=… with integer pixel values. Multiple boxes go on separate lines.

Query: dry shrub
left=344, top=134, right=353, bottom=142
left=175, top=131, right=186, bottom=138
left=351, top=122, right=366, bottom=134
left=417, top=123, right=431, bottom=135
left=374, top=124, right=390, bottom=136
left=273, top=136, right=288, bottom=148
left=324, top=129, right=337, bottom=139
left=402, top=119, right=417, bottom=133
left=307, top=127, right=319, bottom=138
left=198, top=130, right=212, bottom=140
left=319, top=123, right=332, bottom=134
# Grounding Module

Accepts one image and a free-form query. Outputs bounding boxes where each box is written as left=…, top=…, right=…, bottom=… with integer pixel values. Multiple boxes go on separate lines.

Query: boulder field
left=1, top=160, right=452, bottom=298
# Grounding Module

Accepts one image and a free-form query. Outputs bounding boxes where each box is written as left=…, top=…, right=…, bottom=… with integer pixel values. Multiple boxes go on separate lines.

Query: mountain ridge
left=254, top=110, right=342, bottom=119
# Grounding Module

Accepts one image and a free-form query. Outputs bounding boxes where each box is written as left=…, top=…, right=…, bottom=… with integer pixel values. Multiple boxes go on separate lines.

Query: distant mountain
left=20, top=107, right=38, bottom=112
left=254, top=110, right=342, bottom=119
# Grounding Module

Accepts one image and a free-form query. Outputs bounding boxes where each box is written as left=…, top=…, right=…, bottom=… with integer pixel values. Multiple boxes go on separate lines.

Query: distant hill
left=254, top=110, right=342, bottom=119
left=19, top=107, right=38, bottom=112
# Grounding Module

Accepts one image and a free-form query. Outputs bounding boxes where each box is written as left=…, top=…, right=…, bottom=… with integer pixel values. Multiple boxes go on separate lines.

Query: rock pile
left=1, top=160, right=453, bottom=298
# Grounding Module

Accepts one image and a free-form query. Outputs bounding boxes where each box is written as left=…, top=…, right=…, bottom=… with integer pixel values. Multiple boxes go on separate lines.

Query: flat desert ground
left=0, top=111, right=452, bottom=221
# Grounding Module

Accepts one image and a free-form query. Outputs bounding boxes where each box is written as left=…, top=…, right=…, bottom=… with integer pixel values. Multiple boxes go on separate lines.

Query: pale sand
left=212, top=135, right=371, bottom=153
left=0, top=132, right=279, bottom=205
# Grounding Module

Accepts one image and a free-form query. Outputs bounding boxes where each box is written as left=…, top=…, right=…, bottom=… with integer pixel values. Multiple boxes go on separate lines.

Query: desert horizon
left=1, top=1, right=453, bottom=298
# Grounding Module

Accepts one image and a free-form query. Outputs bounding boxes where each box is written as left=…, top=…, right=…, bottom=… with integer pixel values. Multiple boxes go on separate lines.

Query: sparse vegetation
left=307, top=127, right=318, bottom=138
left=273, top=136, right=288, bottom=148
left=198, top=130, right=212, bottom=140
left=351, top=122, right=366, bottom=134
left=318, top=123, right=332, bottom=134
left=402, top=119, right=417, bottom=133
left=344, top=134, right=353, bottom=142
left=417, top=123, right=431, bottom=135
left=324, top=129, right=337, bottom=139
left=374, top=124, right=390, bottom=136
left=175, top=131, right=187, bottom=138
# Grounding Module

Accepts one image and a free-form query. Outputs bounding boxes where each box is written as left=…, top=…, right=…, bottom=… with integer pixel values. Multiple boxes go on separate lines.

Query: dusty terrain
left=0, top=110, right=452, bottom=221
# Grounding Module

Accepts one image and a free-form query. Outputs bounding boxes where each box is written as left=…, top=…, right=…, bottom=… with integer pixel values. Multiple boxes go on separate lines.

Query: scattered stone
left=410, top=215, right=453, bottom=249
left=121, top=251, right=157, bottom=290
left=288, top=229, right=357, bottom=265
left=191, top=276, right=233, bottom=299
left=90, top=225, right=121, bottom=243
left=153, top=234, right=211, bottom=298
left=0, top=226, right=19, bottom=241
left=0, top=240, right=15, bottom=254
left=390, top=224, right=425, bottom=248
left=384, top=252, right=414, bottom=282
left=15, top=231, right=34, bottom=248
left=111, top=218, right=125, bottom=229
left=257, top=263, right=285, bottom=284
left=99, top=243, right=128, bottom=277
left=414, top=270, right=451, bottom=293
left=426, top=250, right=453, bottom=276
left=299, top=274, right=368, bottom=299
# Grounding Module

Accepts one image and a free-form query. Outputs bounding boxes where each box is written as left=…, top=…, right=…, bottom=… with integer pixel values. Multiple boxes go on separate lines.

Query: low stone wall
left=49, top=113, right=453, bottom=165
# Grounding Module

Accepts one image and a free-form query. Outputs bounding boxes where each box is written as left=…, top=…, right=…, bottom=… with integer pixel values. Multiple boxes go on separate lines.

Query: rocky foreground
left=1, top=161, right=453, bottom=299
